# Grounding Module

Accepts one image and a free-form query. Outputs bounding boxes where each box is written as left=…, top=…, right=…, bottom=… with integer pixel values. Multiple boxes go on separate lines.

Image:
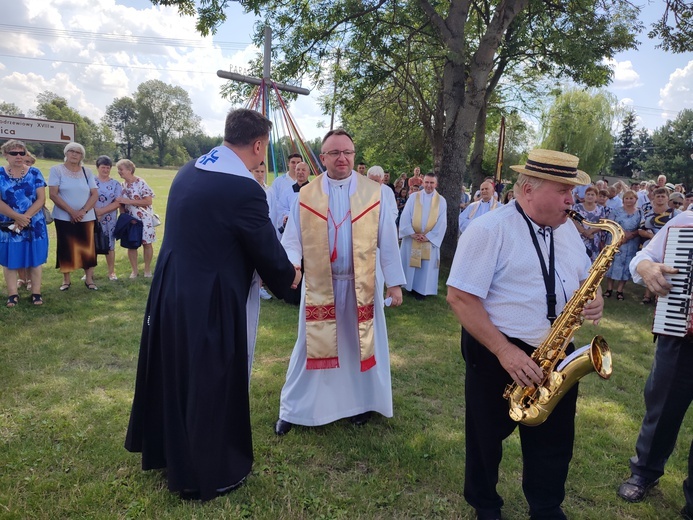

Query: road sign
left=0, top=115, right=76, bottom=144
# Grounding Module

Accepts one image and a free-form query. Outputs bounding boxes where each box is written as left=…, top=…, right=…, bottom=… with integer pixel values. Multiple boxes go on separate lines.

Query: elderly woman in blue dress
left=603, top=190, right=643, bottom=300
left=0, top=139, right=49, bottom=307
left=116, top=159, right=156, bottom=278
left=94, top=155, right=122, bottom=281
left=49, top=142, right=99, bottom=291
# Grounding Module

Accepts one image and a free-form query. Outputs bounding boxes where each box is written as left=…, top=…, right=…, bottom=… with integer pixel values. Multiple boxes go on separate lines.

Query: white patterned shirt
left=447, top=200, right=591, bottom=347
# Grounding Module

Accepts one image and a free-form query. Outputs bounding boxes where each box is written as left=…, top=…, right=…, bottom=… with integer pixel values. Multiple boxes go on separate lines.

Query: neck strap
left=515, top=202, right=557, bottom=324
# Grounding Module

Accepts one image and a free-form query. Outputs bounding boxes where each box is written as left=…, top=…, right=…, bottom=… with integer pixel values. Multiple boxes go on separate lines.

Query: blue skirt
left=0, top=236, right=49, bottom=269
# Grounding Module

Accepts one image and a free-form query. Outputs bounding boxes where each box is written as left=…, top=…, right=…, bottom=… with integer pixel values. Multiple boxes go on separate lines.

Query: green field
left=1, top=160, right=691, bottom=519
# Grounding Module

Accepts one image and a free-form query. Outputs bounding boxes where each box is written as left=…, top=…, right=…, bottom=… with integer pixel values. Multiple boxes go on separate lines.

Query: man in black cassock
left=124, top=108, right=300, bottom=501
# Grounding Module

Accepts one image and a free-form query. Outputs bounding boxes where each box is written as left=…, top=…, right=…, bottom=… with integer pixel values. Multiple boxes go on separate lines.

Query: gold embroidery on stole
left=409, top=191, right=440, bottom=268
left=299, top=174, right=380, bottom=371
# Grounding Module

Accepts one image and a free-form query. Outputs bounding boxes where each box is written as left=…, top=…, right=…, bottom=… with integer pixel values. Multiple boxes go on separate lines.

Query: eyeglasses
left=67, top=150, right=83, bottom=154
left=321, top=150, right=356, bottom=157
left=672, top=202, right=683, bottom=206
left=7, top=151, right=26, bottom=156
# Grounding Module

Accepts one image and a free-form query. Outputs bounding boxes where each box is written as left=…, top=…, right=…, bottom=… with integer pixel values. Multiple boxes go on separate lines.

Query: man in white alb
left=458, top=179, right=500, bottom=235
left=398, top=173, right=447, bottom=300
left=274, top=129, right=406, bottom=435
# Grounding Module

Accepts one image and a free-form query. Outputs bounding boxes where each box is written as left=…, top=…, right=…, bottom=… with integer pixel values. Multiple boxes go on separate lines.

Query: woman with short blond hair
left=116, top=159, right=156, bottom=278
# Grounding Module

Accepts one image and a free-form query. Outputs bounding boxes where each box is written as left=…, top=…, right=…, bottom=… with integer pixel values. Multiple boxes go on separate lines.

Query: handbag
left=42, top=206, right=54, bottom=224
left=0, top=220, right=18, bottom=233
left=94, top=219, right=110, bottom=255
left=152, top=213, right=161, bottom=227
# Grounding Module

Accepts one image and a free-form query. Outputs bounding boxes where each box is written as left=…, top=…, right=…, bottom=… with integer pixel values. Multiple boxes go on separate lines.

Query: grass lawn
left=2, top=160, right=692, bottom=519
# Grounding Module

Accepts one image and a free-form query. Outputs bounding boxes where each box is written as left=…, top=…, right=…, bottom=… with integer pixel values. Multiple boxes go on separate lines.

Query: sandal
left=603, top=290, right=613, bottom=298
left=59, top=283, right=71, bottom=291
left=31, top=294, right=43, bottom=306
left=617, top=292, right=625, bottom=300
left=85, top=281, right=98, bottom=291
left=641, top=296, right=652, bottom=304
left=6, top=294, right=19, bottom=308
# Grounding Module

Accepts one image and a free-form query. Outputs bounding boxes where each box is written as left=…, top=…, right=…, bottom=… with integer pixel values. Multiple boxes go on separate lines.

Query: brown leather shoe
left=617, top=474, right=659, bottom=502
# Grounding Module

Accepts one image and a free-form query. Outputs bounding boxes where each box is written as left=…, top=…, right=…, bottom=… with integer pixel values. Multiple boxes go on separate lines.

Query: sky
left=1, top=0, right=691, bottom=145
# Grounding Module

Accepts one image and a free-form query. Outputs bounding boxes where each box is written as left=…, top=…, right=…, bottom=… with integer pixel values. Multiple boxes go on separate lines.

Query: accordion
left=653, top=227, right=693, bottom=337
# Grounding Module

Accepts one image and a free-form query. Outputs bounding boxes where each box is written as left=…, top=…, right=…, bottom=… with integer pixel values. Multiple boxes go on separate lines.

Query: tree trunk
left=468, top=103, right=489, bottom=193
left=434, top=0, right=529, bottom=264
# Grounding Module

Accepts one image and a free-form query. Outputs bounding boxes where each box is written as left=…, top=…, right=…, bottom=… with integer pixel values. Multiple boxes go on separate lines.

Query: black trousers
left=630, top=334, right=693, bottom=508
left=462, top=330, right=577, bottom=519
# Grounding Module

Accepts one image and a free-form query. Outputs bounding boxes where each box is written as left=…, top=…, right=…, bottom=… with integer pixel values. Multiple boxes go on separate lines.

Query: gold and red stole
left=409, top=190, right=440, bottom=268
left=299, top=173, right=381, bottom=372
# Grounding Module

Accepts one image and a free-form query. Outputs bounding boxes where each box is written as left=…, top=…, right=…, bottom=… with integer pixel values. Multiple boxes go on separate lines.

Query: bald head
left=295, top=162, right=310, bottom=183
left=479, top=181, right=494, bottom=202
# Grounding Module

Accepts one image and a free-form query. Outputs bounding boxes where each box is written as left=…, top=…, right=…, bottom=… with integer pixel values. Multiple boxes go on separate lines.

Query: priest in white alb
left=398, top=173, right=447, bottom=300
left=274, top=129, right=406, bottom=436
left=458, top=179, right=500, bottom=235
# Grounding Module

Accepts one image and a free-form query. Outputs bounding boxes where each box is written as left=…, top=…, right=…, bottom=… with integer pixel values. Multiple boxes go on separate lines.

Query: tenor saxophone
left=502, top=210, right=624, bottom=426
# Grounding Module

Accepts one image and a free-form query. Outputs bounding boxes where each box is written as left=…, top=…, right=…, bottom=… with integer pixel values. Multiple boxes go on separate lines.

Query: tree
left=179, top=131, right=222, bottom=159
left=31, top=92, right=100, bottom=159
left=632, top=128, right=655, bottom=176
left=158, top=0, right=640, bottom=259
left=104, top=97, right=140, bottom=159
left=649, top=0, right=693, bottom=53
left=611, top=110, right=639, bottom=178
left=340, top=93, right=433, bottom=175
left=641, top=109, right=693, bottom=186
left=540, top=89, right=618, bottom=177
left=134, top=80, right=201, bottom=166
left=0, top=102, right=22, bottom=116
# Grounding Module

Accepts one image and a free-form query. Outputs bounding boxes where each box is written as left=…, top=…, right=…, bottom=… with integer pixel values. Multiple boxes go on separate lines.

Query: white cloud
left=1, top=0, right=330, bottom=142
left=605, top=58, right=642, bottom=89
left=659, top=60, right=693, bottom=123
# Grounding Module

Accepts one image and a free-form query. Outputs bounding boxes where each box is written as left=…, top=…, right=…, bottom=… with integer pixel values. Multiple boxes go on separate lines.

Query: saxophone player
left=446, top=149, right=603, bottom=520
left=618, top=209, right=693, bottom=519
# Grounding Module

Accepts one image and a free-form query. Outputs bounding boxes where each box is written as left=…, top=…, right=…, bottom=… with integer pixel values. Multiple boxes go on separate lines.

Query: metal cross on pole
left=216, top=25, right=310, bottom=108
left=216, top=26, right=321, bottom=178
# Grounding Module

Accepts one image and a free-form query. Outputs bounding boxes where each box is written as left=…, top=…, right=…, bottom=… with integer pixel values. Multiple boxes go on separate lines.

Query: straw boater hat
left=510, top=149, right=590, bottom=186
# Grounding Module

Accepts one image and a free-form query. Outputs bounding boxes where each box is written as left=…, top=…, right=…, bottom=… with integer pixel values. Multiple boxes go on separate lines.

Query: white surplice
left=246, top=184, right=276, bottom=381
left=279, top=172, right=406, bottom=426
left=398, top=190, right=447, bottom=295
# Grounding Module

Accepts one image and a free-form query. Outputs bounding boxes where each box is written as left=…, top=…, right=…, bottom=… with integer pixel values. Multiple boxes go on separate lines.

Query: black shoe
left=476, top=510, right=502, bottom=520
left=179, top=489, right=201, bottom=500
left=412, top=290, right=425, bottom=301
left=617, top=474, right=659, bottom=503
left=350, top=411, right=372, bottom=426
left=274, top=419, right=292, bottom=436
left=216, top=476, right=246, bottom=496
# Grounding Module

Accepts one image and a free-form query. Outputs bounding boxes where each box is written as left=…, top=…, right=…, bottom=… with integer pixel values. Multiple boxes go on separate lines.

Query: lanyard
left=515, top=202, right=557, bottom=324
left=327, top=209, right=351, bottom=263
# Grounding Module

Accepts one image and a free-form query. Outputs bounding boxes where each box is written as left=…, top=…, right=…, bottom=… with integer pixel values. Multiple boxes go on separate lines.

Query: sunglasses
left=7, top=151, right=27, bottom=156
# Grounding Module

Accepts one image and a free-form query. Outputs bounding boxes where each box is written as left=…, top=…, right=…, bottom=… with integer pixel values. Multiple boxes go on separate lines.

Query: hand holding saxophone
left=581, top=292, right=604, bottom=325
left=636, top=259, right=677, bottom=297
left=496, top=341, right=543, bottom=388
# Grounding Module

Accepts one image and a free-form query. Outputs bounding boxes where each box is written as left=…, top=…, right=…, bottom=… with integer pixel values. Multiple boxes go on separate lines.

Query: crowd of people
left=5, top=121, right=693, bottom=519
left=0, top=139, right=158, bottom=307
